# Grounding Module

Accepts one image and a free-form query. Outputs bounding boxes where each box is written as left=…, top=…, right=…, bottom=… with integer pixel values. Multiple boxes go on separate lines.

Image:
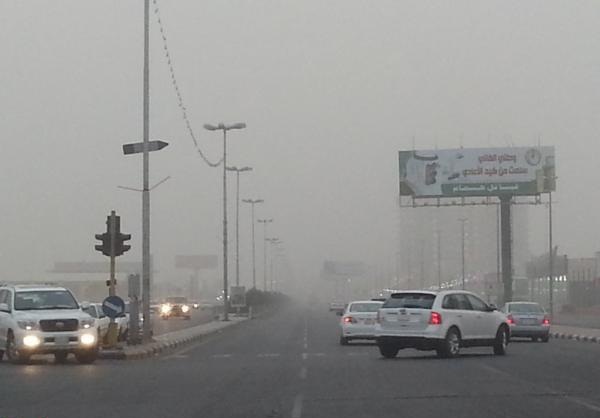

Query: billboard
left=399, top=147, right=555, bottom=197
left=175, top=255, right=218, bottom=270
left=321, top=261, right=367, bottom=280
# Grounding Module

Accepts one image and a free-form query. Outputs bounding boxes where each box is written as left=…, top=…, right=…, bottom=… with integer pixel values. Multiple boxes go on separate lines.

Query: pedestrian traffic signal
left=95, top=233, right=111, bottom=256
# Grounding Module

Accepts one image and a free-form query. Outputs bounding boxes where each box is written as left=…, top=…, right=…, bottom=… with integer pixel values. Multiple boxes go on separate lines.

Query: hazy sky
left=2, top=1, right=600, bottom=291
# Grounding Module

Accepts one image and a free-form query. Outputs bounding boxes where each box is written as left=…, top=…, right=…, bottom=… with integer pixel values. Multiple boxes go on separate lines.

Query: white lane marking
left=313, top=352, right=325, bottom=357
left=302, top=353, right=308, bottom=360
left=299, top=366, right=307, bottom=379
left=211, top=354, right=232, bottom=358
left=257, top=353, right=281, bottom=358
left=303, top=342, right=308, bottom=350
left=291, top=394, right=303, bottom=418
left=565, top=396, right=600, bottom=413
left=479, top=363, right=600, bottom=413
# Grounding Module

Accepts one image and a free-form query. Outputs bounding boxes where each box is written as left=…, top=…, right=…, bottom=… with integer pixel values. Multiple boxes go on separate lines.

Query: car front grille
left=39, top=319, right=79, bottom=332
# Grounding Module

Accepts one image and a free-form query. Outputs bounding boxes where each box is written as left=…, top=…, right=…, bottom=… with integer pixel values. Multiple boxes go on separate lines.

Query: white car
left=339, top=300, right=384, bottom=345
left=0, top=285, right=99, bottom=364
left=375, top=290, right=510, bottom=359
left=82, top=303, right=110, bottom=343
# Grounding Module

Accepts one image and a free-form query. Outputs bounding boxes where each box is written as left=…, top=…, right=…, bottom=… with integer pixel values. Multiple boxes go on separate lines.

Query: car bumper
left=376, top=335, right=443, bottom=350
left=510, top=325, right=550, bottom=338
left=13, top=329, right=98, bottom=353
left=342, top=324, right=378, bottom=339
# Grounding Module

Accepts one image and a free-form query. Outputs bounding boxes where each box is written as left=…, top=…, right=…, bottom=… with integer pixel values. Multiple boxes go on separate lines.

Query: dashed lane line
left=291, top=394, right=303, bottom=418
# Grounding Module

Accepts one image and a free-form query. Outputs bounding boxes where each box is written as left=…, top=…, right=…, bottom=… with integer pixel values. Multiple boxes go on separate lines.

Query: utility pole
left=142, top=0, right=151, bottom=342
left=548, top=192, right=554, bottom=317
left=437, top=228, right=442, bottom=290
left=227, top=166, right=252, bottom=287
left=203, top=122, right=246, bottom=321
left=257, top=219, right=273, bottom=291
left=243, top=199, right=264, bottom=289
left=459, top=218, right=468, bottom=290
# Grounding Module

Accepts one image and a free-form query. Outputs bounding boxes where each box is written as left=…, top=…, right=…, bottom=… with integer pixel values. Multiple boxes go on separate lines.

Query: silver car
left=501, top=302, right=550, bottom=342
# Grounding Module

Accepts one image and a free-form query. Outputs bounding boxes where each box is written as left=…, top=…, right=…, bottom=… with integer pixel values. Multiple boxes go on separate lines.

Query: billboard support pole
left=500, top=195, right=513, bottom=304
left=548, top=192, right=554, bottom=317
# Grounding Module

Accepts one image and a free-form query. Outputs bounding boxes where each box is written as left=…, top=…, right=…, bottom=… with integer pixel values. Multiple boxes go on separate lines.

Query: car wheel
left=0, top=349, right=4, bottom=362
left=378, top=344, right=399, bottom=359
left=541, top=335, right=550, bottom=343
left=493, top=326, right=509, bottom=355
left=438, top=327, right=461, bottom=358
left=75, top=350, right=97, bottom=364
left=339, top=336, right=349, bottom=346
left=531, top=337, right=538, bottom=342
left=54, top=352, right=69, bottom=364
left=6, top=332, right=30, bottom=364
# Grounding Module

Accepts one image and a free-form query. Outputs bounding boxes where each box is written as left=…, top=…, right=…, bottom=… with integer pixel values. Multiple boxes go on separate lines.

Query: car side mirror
left=487, top=304, right=497, bottom=312
left=336, top=311, right=343, bottom=316
left=80, top=301, right=90, bottom=310
left=0, top=303, right=10, bottom=313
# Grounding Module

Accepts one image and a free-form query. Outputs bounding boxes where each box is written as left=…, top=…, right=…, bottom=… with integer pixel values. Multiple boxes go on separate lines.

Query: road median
left=550, top=325, right=600, bottom=344
left=100, top=316, right=248, bottom=360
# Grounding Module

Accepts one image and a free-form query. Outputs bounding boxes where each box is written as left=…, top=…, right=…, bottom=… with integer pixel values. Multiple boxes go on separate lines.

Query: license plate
left=364, top=319, right=374, bottom=325
left=55, top=336, right=69, bottom=345
left=523, top=319, right=538, bottom=325
left=397, top=313, right=410, bottom=321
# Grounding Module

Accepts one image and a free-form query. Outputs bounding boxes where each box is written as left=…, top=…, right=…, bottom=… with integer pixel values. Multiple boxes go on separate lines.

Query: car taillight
left=507, top=314, right=515, bottom=325
left=343, top=316, right=356, bottom=324
left=542, top=316, right=550, bottom=325
left=429, top=311, right=442, bottom=325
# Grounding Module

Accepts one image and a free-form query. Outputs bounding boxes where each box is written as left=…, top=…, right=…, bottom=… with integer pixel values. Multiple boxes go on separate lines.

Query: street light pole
left=257, top=219, right=273, bottom=291
left=548, top=192, right=554, bottom=317
left=266, top=238, right=282, bottom=291
left=204, top=122, right=246, bottom=321
left=227, top=166, right=252, bottom=287
left=242, top=199, right=264, bottom=289
left=459, top=218, right=468, bottom=290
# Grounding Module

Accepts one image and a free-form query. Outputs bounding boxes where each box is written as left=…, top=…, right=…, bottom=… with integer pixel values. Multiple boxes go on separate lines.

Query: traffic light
left=115, top=233, right=131, bottom=256
left=94, top=211, right=132, bottom=257
left=95, top=233, right=111, bottom=256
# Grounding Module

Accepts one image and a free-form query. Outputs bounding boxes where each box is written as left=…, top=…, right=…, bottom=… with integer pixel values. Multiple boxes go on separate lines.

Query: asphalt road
left=2, top=303, right=600, bottom=418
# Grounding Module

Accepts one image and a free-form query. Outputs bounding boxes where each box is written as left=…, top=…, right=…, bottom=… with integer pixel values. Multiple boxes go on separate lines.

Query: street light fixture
left=242, top=199, right=264, bottom=289
left=204, top=122, right=246, bottom=321
left=257, top=219, right=273, bottom=291
left=226, top=166, right=252, bottom=288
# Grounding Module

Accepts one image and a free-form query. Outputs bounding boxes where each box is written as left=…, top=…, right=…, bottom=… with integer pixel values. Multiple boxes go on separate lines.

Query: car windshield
left=509, top=303, right=544, bottom=314
left=82, top=306, right=98, bottom=318
left=382, top=293, right=436, bottom=309
left=349, top=303, right=382, bottom=312
left=14, top=290, right=79, bottom=310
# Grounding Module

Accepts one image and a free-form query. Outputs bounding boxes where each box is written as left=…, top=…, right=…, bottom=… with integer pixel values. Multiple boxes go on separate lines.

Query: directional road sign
left=102, top=295, right=126, bottom=319
left=122, top=140, right=169, bottom=155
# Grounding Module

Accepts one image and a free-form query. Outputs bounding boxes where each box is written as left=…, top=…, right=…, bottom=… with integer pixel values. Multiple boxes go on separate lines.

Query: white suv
left=375, top=290, right=510, bottom=359
left=0, top=285, right=99, bottom=364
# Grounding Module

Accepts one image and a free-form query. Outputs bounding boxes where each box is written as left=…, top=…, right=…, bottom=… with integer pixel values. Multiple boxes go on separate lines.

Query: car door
left=453, top=293, right=477, bottom=340
left=466, top=294, right=496, bottom=339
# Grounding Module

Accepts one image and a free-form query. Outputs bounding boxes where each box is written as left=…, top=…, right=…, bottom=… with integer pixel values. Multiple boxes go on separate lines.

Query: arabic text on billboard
left=398, top=147, right=555, bottom=197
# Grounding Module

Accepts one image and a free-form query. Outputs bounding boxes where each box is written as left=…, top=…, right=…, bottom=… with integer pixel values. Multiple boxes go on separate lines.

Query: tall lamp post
left=266, top=238, right=282, bottom=291
left=204, top=122, right=246, bottom=321
left=227, top=166, right=253, bottom=287
left=458, top=218, right=468, bottom=290
left=242, top=199, right=264, bottom=289
left=257, top=219, right=273, bottom=291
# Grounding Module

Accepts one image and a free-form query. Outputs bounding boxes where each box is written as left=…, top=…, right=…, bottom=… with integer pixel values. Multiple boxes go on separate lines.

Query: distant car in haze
left=339, top=300, right=384, bottom=345
left=501, top=301, right=550, bottom=342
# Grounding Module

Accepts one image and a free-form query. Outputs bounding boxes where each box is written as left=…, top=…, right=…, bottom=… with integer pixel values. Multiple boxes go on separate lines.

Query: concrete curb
left=99, top=317, right=248, bottom=360
left=550, top=332, right=600, bottom=343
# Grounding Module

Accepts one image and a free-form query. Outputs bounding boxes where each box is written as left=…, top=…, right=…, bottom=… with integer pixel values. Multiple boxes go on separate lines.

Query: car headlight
left=80, top=333, right=96, bottom=346
left=181, top=305, right=190, bottom=313
left=161, top=304, right=171, bottom=314
left=80, top=318, right=95, bottom=329
left=193, top=303, right=199, bottom=309
left=23, top=335, right=41, bottom=348
left=17, top=320, right=39, bottom=331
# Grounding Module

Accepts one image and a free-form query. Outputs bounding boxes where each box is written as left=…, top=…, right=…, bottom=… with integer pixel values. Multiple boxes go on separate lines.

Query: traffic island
left=99, top=316, right=248, bottom=360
